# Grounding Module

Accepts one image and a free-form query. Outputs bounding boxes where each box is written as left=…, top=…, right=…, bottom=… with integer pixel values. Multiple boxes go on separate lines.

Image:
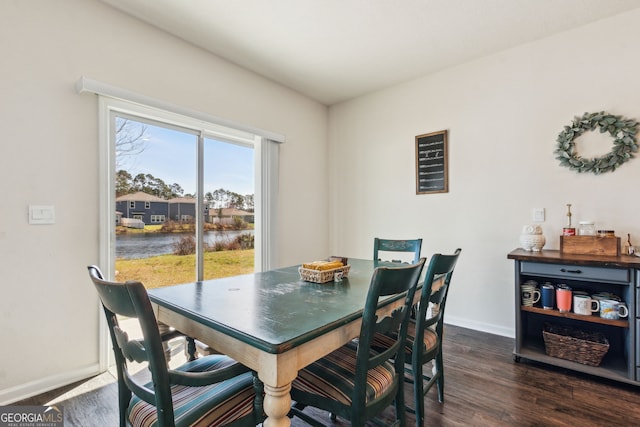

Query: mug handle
left=618, top=304, right=629, bottom=318
left=590, top=299, right=599, bottom=312
left=532, top=290, right=541, bottom=304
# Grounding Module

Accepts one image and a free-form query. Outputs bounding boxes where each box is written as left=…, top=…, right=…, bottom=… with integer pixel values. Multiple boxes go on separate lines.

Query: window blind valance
left=76, top=76, right=285, bottom=144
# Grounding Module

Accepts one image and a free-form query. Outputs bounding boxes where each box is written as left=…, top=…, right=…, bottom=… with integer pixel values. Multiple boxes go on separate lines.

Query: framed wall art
left=415, top=129, right=448, bottom=194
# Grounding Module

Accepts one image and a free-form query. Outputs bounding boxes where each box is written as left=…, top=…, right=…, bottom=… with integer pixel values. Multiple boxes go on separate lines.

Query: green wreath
left=555, top=111, right=639, bottom=174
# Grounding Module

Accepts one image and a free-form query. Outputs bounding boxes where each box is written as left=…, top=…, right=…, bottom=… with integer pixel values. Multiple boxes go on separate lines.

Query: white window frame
left=150, top=215, right=165, bottom=223
left=98, top=97, right=280, bottom=275
left=81, top=77, right=283, bottom=371
left=145, top=202, right=151, bottom=209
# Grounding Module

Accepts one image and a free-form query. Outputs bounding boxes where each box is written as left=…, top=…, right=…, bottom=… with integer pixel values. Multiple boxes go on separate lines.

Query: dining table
left=148, top=258, right=433, bottom=427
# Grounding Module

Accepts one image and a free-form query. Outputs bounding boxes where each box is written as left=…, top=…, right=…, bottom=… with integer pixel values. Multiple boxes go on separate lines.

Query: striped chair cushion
left=292, top=343, right=395, bottom=405
left=372, top=321, right=438, bottom=357
left=128, top=355, right=255, bottom=427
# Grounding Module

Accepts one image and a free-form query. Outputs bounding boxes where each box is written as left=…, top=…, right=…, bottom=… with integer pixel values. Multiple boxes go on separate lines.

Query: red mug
left=556, top=286, right=572, bottom=313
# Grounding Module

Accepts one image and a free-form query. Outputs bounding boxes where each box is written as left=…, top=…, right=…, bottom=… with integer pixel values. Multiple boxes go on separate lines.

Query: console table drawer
left=520, top=262, right=629, bottom=284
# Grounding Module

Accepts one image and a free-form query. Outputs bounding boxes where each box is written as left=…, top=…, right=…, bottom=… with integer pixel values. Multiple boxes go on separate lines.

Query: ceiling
left=100, top=0, right=640, bottom=105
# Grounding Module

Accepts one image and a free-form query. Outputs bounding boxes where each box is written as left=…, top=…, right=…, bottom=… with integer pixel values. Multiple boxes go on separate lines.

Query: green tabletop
left=148, top=258, right=404, bottom=354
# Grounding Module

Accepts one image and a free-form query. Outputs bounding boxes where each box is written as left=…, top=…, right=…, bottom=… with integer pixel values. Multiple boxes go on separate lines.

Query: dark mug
left=541, top=283, right=555, bottom=310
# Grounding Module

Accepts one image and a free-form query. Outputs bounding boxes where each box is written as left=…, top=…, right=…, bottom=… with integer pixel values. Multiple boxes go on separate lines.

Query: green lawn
left=115, top=249, right=254, bottom=289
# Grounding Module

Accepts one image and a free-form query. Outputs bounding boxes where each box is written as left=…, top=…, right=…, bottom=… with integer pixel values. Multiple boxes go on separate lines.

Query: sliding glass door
left=106, top=105, right=257, bottom=288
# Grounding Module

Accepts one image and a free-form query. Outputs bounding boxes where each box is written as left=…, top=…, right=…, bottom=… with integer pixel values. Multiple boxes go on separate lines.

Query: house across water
left=115, top=191, right=253, bottom=226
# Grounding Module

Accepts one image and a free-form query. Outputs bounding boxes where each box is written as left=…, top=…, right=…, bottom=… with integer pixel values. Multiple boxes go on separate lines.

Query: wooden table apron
left=148, top=259, right=430, bottom=427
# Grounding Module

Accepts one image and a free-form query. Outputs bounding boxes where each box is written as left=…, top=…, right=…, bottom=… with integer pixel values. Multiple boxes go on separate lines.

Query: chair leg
left=435, top=351, right=444, bottom=403
left=185, top=337, right=197, bottom=361
left=252, top=372, right=265, bottom=422
left=413, top=360, right=425, bottom=427
left=117, top=379, right=131, bottom=427
left=395, top=381, right=407, bottom=427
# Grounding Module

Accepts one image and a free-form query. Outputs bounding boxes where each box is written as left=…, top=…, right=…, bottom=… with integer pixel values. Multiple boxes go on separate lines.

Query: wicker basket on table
left=299, top=265, right=350, bottom=283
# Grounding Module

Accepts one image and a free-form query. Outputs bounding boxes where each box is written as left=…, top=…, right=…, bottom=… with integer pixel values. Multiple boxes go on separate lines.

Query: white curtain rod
left=76, top=76, right=285, bottom=143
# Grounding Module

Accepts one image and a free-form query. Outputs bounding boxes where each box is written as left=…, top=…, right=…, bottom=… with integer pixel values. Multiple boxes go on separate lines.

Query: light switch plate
left=29, top=205, right=55, bottom=224
left=532, top=208, right=545, bottom=222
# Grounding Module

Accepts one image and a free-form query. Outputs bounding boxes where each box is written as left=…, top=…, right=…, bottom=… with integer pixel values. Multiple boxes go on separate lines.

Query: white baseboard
left=0, top=364, right=102, bottom=406
left=445, top=315, right=515, bottom=338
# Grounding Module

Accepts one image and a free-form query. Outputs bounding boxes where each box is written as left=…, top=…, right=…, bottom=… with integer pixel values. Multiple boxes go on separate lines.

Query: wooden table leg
left=263, top=383, right=292, bottom=427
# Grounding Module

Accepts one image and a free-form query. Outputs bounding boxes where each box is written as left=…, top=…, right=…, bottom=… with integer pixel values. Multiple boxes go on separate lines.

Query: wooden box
left=560, top=235, right=620, bottom=256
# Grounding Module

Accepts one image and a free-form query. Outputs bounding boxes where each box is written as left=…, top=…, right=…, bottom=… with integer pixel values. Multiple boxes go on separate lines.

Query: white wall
left=0, top=0, right=328, bottom=403
left=328, top=10, right=640, bottom=337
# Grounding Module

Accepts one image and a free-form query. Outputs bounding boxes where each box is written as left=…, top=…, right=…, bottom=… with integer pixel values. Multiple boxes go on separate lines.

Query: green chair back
left=88, top=266, right=175, bottom=425
left=411, top=249, right=461, bottom=426
left=355, top=258, right=426, bottom=424
left=373, top=238, right=422, bottom=264
left=87, top=266, right=261, bottom=427
left=290, top=258, right=425, bottom=427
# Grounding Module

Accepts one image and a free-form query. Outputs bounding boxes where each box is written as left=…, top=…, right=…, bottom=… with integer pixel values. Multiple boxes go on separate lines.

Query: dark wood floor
left=16, top=325, right=640, bottom=426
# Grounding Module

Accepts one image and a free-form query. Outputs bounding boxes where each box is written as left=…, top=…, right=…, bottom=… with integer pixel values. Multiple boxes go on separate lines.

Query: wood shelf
left=521, top=305, right=629, bottom=328
left=508, top=248, right=640, bottom=269
left=515, top=340, right=633, bottom=384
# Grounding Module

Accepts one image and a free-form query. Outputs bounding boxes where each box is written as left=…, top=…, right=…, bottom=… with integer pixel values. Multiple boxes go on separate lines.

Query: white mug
left=573, top=294, right=599, bottom=316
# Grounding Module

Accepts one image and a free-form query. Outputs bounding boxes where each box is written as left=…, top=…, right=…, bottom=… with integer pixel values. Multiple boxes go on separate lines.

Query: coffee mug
left=556, top=285, right=572, bottom=313
left=592, top=292, right=621, bottom=302
left=573, top=294, right=599, bottom=316
left=521, top=282, right=540, bottom=307
left=521, top=287, right=540, bottom=306
left=600, top=299, right=629, bottom=320
left=591, top=294, right=608, bottom=304
left=541, top=283, right=555, bottom=310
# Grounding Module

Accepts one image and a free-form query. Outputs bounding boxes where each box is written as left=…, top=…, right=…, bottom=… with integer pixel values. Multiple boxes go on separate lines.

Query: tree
left=115, top=170, right=133, bottom=197
left=115, top=118, right=148, bottom=169
left=119, top=172, right=185, bottom=199
left=207, top=188, right=252, bottom=210
left=211, top=188, right=228, bottom=209
left=228, top=191, right=245, bottom=209
left=116, top=172, right=252, bottom=204
left=132, top=173, right=151, bottom=193
left=169, top=183, right=185, bottom=199
left=244, top=194, right=254, bottom=212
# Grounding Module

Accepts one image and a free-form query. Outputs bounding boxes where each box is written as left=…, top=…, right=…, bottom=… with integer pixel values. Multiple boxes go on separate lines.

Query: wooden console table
left=508, top=249, right=640, bottom=384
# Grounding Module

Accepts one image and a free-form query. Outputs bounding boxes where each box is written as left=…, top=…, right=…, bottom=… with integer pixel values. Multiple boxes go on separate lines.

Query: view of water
left=116, top=230, right=254, bottom=259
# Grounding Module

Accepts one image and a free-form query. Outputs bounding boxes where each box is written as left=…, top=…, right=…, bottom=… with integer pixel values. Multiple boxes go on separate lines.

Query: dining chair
left=157, top=323, right=198, bottom=362
left=372, top=249, right=461, bottom=427
left=289, top=258, right=426, bottom=427
left=87, top=265, right=264, bottom=427
left=373, top=238, right=422, bottom=264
